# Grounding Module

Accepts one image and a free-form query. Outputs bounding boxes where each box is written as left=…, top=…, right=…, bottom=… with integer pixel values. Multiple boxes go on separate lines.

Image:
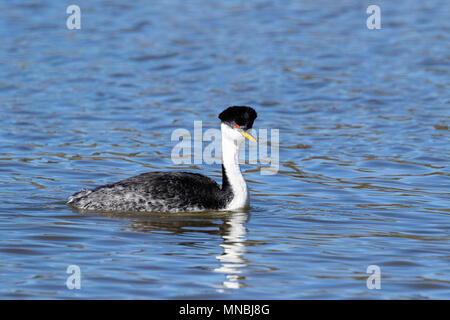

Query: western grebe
left=68, top=106, right=257, bottom=213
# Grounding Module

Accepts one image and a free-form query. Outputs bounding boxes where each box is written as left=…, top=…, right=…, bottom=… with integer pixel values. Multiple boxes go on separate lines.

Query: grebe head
left=219, top=106, right=258, bottom=145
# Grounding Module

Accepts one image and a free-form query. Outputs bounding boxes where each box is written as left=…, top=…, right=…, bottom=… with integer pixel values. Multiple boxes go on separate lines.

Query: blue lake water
left=0, top=0, right=449, bottom=299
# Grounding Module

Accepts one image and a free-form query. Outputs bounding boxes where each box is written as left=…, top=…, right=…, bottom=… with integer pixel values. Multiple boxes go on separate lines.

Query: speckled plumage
left=68, top=171, right=233, bottom=213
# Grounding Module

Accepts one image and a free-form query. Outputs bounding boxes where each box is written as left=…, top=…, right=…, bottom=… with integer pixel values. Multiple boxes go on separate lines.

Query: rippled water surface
left=0, top=0, right=449, bottom=299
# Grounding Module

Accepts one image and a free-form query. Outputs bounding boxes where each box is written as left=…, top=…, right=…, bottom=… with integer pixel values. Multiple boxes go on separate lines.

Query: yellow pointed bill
left=241, top=131, right=257, bottom=142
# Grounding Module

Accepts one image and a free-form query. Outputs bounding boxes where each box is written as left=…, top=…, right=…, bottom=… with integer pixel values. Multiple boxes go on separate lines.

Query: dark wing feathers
left=69, top=171, right=230, bottom=212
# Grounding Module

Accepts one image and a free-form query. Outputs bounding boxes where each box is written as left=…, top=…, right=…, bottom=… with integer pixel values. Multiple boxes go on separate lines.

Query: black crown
left=219, top=106, right=257, bottom=130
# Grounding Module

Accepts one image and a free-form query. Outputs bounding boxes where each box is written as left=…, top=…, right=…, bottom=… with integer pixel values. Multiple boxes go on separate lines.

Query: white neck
left=221, top=123, right=249, bottom=210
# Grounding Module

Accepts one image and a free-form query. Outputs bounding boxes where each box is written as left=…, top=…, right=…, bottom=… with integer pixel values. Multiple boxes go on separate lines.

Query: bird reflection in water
left=214, top=211, right=248, bottom=291
left=98, top=209, right=250, bottom=292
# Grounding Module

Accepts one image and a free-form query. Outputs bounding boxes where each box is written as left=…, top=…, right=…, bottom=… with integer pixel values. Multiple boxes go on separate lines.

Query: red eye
left=235, top=124, right=239, bottom=128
